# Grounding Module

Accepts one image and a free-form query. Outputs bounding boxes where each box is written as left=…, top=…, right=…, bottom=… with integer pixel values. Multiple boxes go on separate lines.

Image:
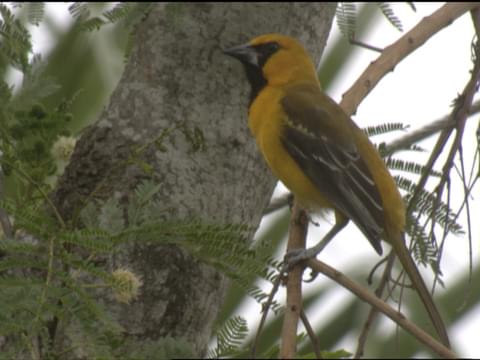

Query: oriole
left=224, top=33, right=450, bottom=347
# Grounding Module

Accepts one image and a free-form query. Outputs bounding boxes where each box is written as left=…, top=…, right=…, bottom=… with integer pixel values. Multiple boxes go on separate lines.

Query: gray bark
left=52, top=3, right=337, bottom=357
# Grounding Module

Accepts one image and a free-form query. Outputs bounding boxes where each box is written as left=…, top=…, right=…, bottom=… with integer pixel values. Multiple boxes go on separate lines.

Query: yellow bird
left=224, top=33, right=450, bottom=347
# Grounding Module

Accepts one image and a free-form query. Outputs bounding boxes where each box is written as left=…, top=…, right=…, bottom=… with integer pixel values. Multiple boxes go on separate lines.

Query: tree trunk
left=52, top=3, right=337, bottom=357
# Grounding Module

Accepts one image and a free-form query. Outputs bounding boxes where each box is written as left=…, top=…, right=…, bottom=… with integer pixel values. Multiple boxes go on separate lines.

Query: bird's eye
left=267, top=42, right=280, bottom=52
left=251, top=41, right=281, bottom=68
left=258, top=42, right=280, bottom=59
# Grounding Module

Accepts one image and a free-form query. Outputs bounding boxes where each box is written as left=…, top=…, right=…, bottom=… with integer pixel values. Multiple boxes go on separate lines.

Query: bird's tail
left=391, top=232, right=450, bottom=348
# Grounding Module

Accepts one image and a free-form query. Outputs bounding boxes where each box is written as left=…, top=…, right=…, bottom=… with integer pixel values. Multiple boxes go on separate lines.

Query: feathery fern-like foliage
left=68, top=2, right=152, bottom=32
left=0, top=3, right=31, bottom=73
left=335, top=3, right=416, bottom=42
left=396, top=175, right=464, bottom=236
left=336, top=2, right=357, bottom=40
left=377, top=2, right=404, bottom=32
left=0, top=172, right=281, bottom=357
left=386, top=157, right=442, bottom=177
left=395, top=174, right=463, bottom=274
left=0, top=9, right=278, bottom=350
left=208, top=315, right=249, bottom=359
left=11, top=3, right=45, bottom=25
left=363, top=122, right=408, bottom=137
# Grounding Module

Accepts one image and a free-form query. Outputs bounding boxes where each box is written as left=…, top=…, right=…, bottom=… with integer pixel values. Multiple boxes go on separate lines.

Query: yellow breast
left=248, top=86, right=331, bottom=210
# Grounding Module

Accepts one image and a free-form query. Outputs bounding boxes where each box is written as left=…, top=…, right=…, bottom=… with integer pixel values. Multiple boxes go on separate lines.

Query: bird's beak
left=223, top=43, right=259, bottom=67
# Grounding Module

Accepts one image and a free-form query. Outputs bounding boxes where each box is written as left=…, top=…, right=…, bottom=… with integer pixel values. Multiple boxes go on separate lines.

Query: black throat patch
left=242, top=42, right=280, bottom=105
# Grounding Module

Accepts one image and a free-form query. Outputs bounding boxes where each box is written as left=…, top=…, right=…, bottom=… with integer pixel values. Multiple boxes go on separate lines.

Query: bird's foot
left=283, top=247, right=319, bottom=282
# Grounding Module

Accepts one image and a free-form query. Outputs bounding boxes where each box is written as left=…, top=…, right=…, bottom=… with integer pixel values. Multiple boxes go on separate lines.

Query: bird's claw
left=304, top=269, right=319, bottom=282
left=283, top=247, right=318, bottom=270
left=284, top=248, right=308, bottom=271
left=282, top=248, right=320, bottom=282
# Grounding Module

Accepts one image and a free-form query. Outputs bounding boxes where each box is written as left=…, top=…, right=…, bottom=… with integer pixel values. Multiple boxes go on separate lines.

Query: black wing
left=281, top=90, right=385, bottom=254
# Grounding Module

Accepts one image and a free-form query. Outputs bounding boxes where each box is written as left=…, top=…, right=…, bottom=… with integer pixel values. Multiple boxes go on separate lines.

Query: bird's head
left=224, top=34, right=319, bottom=99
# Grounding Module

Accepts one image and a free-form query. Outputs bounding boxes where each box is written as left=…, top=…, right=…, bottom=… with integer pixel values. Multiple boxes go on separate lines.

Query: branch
left=384, top=99, right=480, bottom=156
left=428, top=8, right=480, bottom=243
left=340, top=2, right=479, bottom=116
left=306, top=258, right=457, bottom=359
left=280, top=201, right=308, bottom=359
left=408, top=8, right=480, bottom=216
left=300, top=310, right=322, bottom=359
left=263, top=192, right=293, bottom=215
left=251, top=270, right=283, bottom=358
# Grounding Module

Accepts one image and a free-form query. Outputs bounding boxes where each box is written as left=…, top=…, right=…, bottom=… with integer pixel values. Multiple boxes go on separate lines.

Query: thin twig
left=457, top=146, right=474, bottom=287
left=433, top=2, right=480, bottom=309
left=349, top=39, right=383, bottom=53
left=300, top=309, right=322, bottom=359
left=407, top=128, right=453, bottom=216
left=263, top=193, right=294, bottom=215
left=366, top=255, right=389, bottom=285
left=1, top=159, right=66, bottom=228
left=429, top=18, right=480, bottom=238
left=384, top=100, right=480, bottom=156
left=417, top=8, right=480, bottom=294
left=306, top=258, right=457, bottom=359
left=250, top=270, right=284, bottom=358
left=30, top=235, right=56, bottom=359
